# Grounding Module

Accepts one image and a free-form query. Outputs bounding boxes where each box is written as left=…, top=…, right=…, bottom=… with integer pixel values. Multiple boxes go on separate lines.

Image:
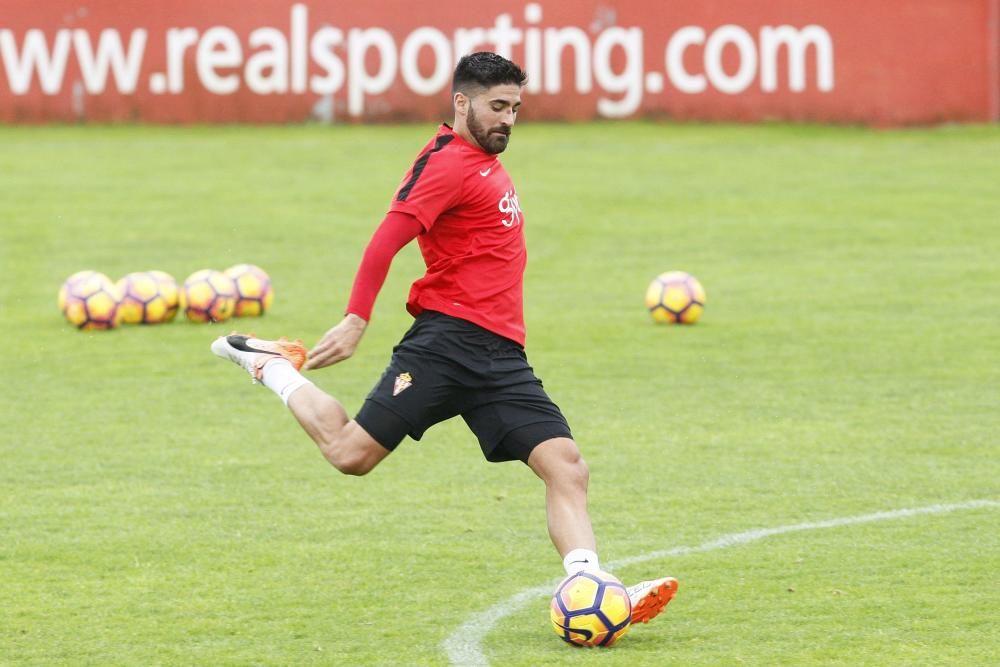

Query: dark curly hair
left=452, top=52, right=527, bottom=94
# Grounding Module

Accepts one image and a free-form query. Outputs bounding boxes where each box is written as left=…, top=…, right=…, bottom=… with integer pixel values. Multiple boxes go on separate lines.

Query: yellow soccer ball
left=179, top=269, right=237, bottom=323
left=116, top=271, right=180, bottom=324
left=224, top=263, right=274, bottom=317
left=550, top=570, right=632, bottom=648
left=645, top=271, right=706, bottom=324
left=58, top=270, right=123, bottom=331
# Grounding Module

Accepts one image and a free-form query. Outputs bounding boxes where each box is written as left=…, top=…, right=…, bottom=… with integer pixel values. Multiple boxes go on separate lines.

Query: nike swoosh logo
left=228, top=336, right=273, bottom=354
left=568, top=559, right=591, bottom=565
left=552, top=621, right=593, bottom=640
left=479, top=167, right=492, bottom=177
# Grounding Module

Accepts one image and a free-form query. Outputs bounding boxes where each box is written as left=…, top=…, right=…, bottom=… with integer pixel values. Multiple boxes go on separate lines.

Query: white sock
left=563, top=548, right=601, bottom=575
left=260, top=359, right=313, bottom=406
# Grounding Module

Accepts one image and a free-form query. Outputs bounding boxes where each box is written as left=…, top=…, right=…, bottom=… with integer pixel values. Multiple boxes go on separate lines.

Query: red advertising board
left=0, top=0, right=997, bottom=125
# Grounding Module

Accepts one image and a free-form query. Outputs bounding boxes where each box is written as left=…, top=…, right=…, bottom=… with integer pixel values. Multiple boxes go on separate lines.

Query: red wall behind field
left=0, top=0, right=997, bottom=125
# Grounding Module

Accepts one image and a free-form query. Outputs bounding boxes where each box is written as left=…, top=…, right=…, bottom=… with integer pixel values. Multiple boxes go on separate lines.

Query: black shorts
left=355, top=311, right=572, bottom=462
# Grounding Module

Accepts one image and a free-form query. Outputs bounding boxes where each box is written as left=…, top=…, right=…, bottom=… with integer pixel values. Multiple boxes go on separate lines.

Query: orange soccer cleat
left=626, top=577, right=679, bottom=624
left=211, top=333, right=307, bottom=382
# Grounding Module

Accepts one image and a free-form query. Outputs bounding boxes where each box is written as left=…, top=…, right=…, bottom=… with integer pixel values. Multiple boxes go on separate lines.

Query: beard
left=467, top=105, right=511, bottom=154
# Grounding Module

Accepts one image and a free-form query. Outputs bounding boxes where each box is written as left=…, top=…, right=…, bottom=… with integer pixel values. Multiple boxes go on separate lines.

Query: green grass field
left=1, top=121, right=998, bottom=666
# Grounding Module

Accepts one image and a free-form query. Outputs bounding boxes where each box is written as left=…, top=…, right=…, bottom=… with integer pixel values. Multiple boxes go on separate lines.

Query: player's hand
left=304, top=314, right=368, bottom=370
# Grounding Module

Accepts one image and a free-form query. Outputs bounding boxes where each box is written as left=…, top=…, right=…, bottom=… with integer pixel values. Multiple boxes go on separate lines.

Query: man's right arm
left=304, top=211, right=423, bottom=370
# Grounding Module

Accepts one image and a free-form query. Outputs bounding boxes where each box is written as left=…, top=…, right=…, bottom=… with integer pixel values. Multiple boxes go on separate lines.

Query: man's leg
left=526, top=437, right=597, bottom=559
left=211, top=334, right=388, bottom=476
left=526, top=436, right=678, bottom=624
left=285, top=384, right=390, bottom=476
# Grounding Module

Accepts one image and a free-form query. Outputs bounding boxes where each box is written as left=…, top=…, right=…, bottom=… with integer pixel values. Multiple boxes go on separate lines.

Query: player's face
left=466, top=84, right=522, bottom=154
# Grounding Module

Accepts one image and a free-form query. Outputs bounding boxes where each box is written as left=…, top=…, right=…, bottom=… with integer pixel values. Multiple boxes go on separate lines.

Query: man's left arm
left=304, top=211, right=423, bottom=370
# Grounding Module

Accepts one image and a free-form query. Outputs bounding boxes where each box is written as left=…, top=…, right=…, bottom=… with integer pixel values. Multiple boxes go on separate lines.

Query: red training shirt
left=388, top=124, right=527, bottom=345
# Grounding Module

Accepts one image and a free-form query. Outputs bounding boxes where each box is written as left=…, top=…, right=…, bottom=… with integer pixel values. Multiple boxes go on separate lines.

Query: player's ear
left=454, top=91, right=468, bottom=117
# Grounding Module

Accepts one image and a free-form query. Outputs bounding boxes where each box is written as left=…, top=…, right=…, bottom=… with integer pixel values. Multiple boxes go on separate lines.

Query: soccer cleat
left=211, top=333, right=307, bottom=382
left=626, top=577, right=679, bottom=624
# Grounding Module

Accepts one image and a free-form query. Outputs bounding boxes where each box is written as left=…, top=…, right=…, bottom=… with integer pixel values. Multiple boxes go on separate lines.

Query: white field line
left=442, top=499, right=1000, bottom=667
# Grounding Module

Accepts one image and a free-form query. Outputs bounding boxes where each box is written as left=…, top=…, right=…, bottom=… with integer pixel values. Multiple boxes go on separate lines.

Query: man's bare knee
left=529, top=437, right=589, bottom=490
left=321, top=423, right=389, bottom=476
left=330, top=451, right=376, bottom=476
left=564, top=451, right=589, bottom=491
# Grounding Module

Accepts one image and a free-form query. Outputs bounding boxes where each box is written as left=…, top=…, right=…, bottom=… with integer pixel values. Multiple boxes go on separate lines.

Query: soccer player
left=212, top=52, right=677, bottom=625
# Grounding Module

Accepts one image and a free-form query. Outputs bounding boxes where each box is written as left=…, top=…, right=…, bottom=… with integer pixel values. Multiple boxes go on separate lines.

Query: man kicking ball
left=212, top=52, right=677, bottom=626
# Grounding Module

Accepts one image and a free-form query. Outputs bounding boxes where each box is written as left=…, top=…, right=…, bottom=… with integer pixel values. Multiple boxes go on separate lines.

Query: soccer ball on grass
left=645, top=271, right=706, bottom=324
left=224, top=263, right=274, bottom=317
left=116, top=271, right=179, bottom=324
left=58, top=270, right=123, bottom=331
left=180, top=269, right=237, bottom=323
left=550, top=570, right=631, bottom=647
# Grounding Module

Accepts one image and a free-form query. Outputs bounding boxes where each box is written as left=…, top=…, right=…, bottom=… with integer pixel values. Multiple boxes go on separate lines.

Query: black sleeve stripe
left=396, top=134, right=455, bottom=202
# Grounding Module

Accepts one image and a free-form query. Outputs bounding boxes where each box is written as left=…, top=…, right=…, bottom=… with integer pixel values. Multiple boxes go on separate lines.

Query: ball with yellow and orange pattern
left=179, top=269, right=237, bottom=323
left=116, top=271, right=179, bottom=324
left=224, top=263, right=274, bottom=317
left=58, top=270, right=123, bottom=331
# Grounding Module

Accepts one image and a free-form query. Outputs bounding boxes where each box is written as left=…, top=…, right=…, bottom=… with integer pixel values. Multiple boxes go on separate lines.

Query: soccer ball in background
left=116, top=271, right=179, bottom=324
left=58, top=270, right=123, bottom=330
left=180, top=269, right=237, bottom=323
left=550, top=570, right=632, bottom=647
left=645, top=271, right=706, bottom=324
left=224, top=263, right=274, bottom=317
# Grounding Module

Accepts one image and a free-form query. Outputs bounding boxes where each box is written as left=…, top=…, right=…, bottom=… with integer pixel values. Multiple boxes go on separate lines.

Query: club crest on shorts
left=393, top=372, right=413, bottom=396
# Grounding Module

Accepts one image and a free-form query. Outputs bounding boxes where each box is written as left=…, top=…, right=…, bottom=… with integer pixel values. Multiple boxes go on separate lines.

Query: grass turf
left=0, top=121, right=997, bottom=666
